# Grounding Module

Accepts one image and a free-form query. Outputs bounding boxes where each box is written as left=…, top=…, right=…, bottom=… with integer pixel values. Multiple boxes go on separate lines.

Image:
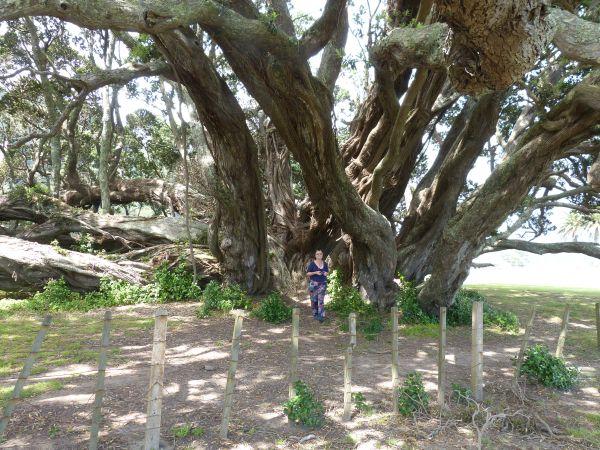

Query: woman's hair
left=314, top=249, right=324, bottom=257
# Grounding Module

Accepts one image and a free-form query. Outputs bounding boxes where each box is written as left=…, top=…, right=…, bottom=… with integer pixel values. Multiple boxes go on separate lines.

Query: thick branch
left=487, top=239, right=600, bottom=259
left=299, top=0, right=347, bottom=58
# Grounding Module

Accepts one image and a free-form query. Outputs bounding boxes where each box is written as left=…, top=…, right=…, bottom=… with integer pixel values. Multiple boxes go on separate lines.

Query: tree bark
left=0, top=235, right=146, bottom=292
left=153, top=29, right=270, bottom=294
left=485, top=239, right=600, bottom=259
left=396, top=92, right=504, bottom=283
left=62, top=178, right=207, bottom=216
left=418, top=75, right=600, bottom=313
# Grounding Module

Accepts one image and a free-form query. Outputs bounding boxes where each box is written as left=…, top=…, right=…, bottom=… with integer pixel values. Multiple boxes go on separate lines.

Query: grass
left=0, top=309, right=155, bottom=377
left=564, top=412, right=600, bottom=447
left=466, top=284, right=600, bottom=355
left=0, top=381, right=64, bottom=408
left=401, top=323, right=438, bottom=338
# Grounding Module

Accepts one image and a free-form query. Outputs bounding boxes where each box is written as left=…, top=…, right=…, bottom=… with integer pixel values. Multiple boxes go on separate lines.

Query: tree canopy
left=0, top=0, right=599, bottom=311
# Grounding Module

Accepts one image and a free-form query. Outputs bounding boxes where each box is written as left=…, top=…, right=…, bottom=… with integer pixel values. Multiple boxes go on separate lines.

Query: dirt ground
left=1, top=288, right=599, bottom=449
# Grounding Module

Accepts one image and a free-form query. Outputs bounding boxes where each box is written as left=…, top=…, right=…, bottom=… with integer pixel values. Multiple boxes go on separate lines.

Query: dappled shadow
left=1, top=288, right=599, bottom=449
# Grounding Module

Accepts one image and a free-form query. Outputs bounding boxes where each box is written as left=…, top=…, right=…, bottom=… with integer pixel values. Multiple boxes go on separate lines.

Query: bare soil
left=1, top=291, right=598, bottom=449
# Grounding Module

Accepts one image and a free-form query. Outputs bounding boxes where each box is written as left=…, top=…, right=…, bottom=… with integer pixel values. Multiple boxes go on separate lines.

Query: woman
left=306, top=249, right=329, bottom=322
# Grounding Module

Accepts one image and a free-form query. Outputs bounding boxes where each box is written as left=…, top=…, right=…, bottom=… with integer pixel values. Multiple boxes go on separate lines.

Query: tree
left=0, top=0, right=598, bottom=312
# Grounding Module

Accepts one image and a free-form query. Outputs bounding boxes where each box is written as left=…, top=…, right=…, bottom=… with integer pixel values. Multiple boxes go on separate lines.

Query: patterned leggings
left=309, top=281, right=326, bottom=318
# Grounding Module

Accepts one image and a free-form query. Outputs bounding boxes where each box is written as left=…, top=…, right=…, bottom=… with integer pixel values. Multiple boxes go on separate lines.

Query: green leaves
left=154, top=261, right=201, bottom=302
left=251, top=292, right=292, bottom=324
left=283, top=381, right=325, bottom=428
left=520, top=344, right=579, bottom=390
left=397, top=371, right=429, bottom=416
left=196, top=280, right=252, bottom=318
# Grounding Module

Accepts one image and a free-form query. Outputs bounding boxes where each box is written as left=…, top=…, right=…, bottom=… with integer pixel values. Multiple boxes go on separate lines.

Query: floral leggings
left=309, top=281, right=326, bottom=318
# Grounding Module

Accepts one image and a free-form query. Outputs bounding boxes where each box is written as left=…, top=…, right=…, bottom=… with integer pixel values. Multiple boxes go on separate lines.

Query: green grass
left=0, top=381, right=64, bottom=408
left=0, top=310, right=155, bottom=377
left=401, top=323, right=439, bottom=338
left=564, top=412, right=600, bottom=447
left=467, top=285, right=600, bottom=356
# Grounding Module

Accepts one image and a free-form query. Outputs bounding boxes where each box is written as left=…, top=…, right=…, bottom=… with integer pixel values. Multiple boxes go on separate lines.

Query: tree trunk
left=418, top=77, right=600, bottom=313
left=154, top=29, right=270, bottom=294
left=0, top=235, right=146, bottom=292
left=62, top=178, right=207, bottom=216
left=396, top=92, right=503, bottom=283
left=0, top=194, right=208, bottom=249
left=99, top=32, right=117, bottom=214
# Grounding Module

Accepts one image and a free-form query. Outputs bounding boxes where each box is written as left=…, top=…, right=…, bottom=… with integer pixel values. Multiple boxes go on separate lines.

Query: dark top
left=307, top=260, right=328, bottom=283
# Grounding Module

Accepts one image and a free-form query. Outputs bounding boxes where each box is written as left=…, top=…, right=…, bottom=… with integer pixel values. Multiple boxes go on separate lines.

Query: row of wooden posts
left=1, top=302, right=599, bottom=449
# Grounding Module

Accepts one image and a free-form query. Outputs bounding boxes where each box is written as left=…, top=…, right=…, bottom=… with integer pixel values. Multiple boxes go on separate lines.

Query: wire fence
left=1, top=301, right=598, bottom=448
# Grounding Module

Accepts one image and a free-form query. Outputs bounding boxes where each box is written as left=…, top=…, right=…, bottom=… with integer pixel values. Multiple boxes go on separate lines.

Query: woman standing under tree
left=306, top=250, right=328, bottom=322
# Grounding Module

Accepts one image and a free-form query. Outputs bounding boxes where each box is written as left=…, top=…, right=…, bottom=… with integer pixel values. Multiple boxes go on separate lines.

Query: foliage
left=251, top=292, right=292, bottom=323
left=171, top=423, right=205, bottom=439
left=397, top=371, right=429, bottom=416
left=7, top=183, right=49, bottom=202
left=352, top=392, right=373, bottom=415
left=283, top=381, right=325, bottom=428
left=154, top=261, right=201, bottom=302
left=327, top=270, right=383, bottom=339
left=197, top=280, right=252, bottom=318
left=28, top=278, right=158, bottom=312
left=520, top=345, right=579, bottom=390
left=74, top=233, right=94, bottom=254
left=451, top=383, right=472, bottom=404
left=396, top=278, right=435, bottom=325
left=396, top=281, right=519, bottom=332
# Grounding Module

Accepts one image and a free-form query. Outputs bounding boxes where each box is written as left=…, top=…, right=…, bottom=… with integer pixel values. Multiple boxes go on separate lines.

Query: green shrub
left=352, top=392, right=373, bottom=414
left=451, top=383, right=472, bottom=404
left=283, top=380, right=325, bottom=428
left=251, top=292, right=292, bottom=323
left=449, top=289, right=520, bottom=332
left=520, top=345, right=579, bottom=390
left=397, top=371, right=429, bottom=416
left=396, top=283, right=519, bottom=332
left=197, top=281, right=252, bottom=317
left=327, top=270, right=376, bottom=317
left=74, top=233, right=95, bottom=254
left=28, top=279, right=84, bottom=312
left=396, top=279, right=435, bottom=325
left=28, top=278, right=159, bottom=312
left=154, top=261, right=201, bottom=302
left=360, top=315, right=384, bottom=340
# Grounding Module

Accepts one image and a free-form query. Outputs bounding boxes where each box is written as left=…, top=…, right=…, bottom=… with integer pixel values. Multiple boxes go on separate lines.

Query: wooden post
left=555, top=304, right=571, bottom=358
left=437, top=307, right=447, bottom=408
left=514, top=305, right=536, bottom=380
left=391, top=306, right=399, bottom=414
left=596, top=303, right=600, bottom=350
left=471, top=302, right=483, bottom=402
left=343, top=346, right=353, bottom=421
left=289, top=308, right=299, bottom=399
left=349, top=312, right=357, bottom=347
left=0, top=315, right=51, bottom=439
left=89, top=311, right=112, bottom=450
left=220, top=314, right=243, bottom=439
left=144, top=309, right=168, bottom=450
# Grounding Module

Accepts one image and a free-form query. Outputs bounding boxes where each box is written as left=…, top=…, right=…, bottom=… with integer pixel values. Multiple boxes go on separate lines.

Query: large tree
left=0, top=0, right=598, bottom=311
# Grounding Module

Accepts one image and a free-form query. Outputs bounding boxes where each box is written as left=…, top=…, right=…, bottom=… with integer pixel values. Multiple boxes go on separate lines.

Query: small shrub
left=74, top=233, right=95, bottom=254
left=352, top=392, right=373, bottom=414
left=29, top=279, right=84, bottom=312
left=360, top=315, right=384, bottom=340
left=28, top=278, right=159, bottom=312
left=197, top=281, right=252, bottom=317
left=397, top=371, right=429, bottom=416
left=520, top=345, right=579, bottom=389
left=154, top=261, right=201, bottom=302
left=283, top=380, right=325, bottom=428
left=396, top=279, right=435, bottom=325
left=171, top=423, right=204, bottom=438
left=451, top=383, right=472, bottom=404
left=251, top=292, right=292, bottom=323
left=448, top=289, right=520, bottom=332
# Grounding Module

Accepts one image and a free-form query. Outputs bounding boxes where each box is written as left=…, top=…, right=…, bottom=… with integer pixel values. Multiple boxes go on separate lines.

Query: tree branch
left=487, top=239, right=600, bottom=259
left=299, top=0, right=347, bottom=58
left=317, top=4, right=348, bottom=94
